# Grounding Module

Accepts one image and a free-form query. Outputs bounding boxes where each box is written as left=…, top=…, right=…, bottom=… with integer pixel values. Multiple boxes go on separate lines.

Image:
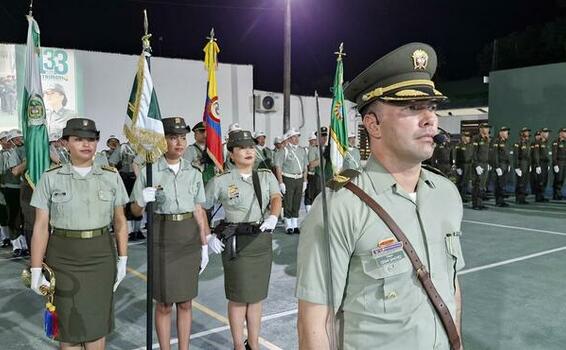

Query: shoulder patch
left=326, top=169, right=361, bottom=191
left=101, top=165, right=118, bottom=173
left=46, top=164, right=63, bottom=172
left=421, top=164, right=447, bottom=178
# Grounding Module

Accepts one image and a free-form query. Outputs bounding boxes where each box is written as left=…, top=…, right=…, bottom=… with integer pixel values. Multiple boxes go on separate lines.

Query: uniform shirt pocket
left=360, top=253, right=413, bottom=314
left=50, top=191, right=72, bottom=217
left=98, top=189, right=115, bottom=202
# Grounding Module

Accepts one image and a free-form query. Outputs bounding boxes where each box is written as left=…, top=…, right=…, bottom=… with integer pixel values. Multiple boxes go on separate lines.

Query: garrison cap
left=535, top=130, right=541, bottom=136
left=254, top=130, right=266, bottom=139
left=499, top=126, right=510, bottom=131
left=520, top=127, right=531, bottom=133
left=560, top=127, right=566, bottom=132
left=308, top=132, right=317, bottom=141
left=479, top=123, right=491, bottom=129
left=106, top=134, right=120, bottom=143
left=44, top=83, right=66, bottom=96
left=228, top=122, right=242, bottom=134
left=227, top=130, right=255, bottom=149
left=62, top=118, right=100, bottom=139
left=193, top=121, right=205, bottom=132
left=0, top=131, right=9, bottom=140
left=162, top=117, right=190, bottom=135
left=274, top=136, right=283, bottom=145
left=344, top=42, right=446, bottom=111
left=7, top=129, right=23, bottom=141
left=541, top=127, right=551, bottom=132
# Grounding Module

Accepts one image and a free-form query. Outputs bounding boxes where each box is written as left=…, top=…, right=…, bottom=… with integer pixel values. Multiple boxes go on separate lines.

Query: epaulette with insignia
left=326, top=169, right=361, bottom=191
left=46, top=164, right=63, bottom=172
left=258, top=169, right=271, bottom=173
left=421, top=164, right=447, bottom=178
left=101, top=165, right=118, bottom=173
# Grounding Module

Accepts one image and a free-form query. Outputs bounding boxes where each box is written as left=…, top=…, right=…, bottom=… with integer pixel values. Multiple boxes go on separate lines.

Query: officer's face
left=541, top=131, right=549, bottom=140
left=194, top=130, right=206, bottom=143
left=499, top=130, right=509, bottom=140
left=348, top=137, right=356, bottom=147
left=230, top=145, right=256, bottom=168
left=289, top=135, right=300, bottom=145
left=107, top=139, right=119, bottom=150
left=275, top=142, right=283, bottom=149
left=320, top=135, right=328, bottom=145
left=256, top=136, right=266, bottom=146
left=561, top=131, right=566, bottom=140
left=522, top=131, right=530, bottom=138
left=43, top=90, right=64, bottom=111
left=165, top=134, right=187, bottom=159
left=364, top=100, right=438, bottom=163
left=67, top=136, right=97, bottom=164
left=480, top=127, right=490, bottom=137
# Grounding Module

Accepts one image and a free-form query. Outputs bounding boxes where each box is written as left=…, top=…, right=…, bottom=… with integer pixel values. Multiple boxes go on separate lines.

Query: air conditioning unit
left=255, top=93, right=278, bottom=113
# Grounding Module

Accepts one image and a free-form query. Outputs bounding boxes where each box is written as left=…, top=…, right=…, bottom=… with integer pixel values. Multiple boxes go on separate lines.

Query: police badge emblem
left=411, top=49, right=429, bottom=70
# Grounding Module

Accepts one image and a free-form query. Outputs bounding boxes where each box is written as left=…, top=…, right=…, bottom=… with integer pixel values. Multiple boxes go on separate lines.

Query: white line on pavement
left=463, top=220, right=566, bottom=237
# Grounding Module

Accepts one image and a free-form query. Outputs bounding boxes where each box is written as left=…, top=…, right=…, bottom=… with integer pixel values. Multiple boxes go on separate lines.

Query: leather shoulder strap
left=344, top=181, right=461, bottom=350
left=251, top=170, right=263, bottom=214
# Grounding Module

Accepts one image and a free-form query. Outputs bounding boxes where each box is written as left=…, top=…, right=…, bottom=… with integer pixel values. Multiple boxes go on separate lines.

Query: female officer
left=30, top=118, right=129, bottom=349
left=205, top=129, right=282, bottom=350
left=130, top=117, right=220, bottom=350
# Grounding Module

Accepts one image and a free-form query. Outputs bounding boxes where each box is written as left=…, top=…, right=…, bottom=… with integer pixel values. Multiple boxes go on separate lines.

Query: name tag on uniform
left=371, top=241, right=404, bottom=268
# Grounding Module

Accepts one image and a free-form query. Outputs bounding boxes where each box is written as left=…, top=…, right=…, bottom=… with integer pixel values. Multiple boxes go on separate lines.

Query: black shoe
left=21, top=249, right=30, bottom=257
left=12, top=249, right=22, bottom=258
left=517, top=200, right=529, bottom=204
left=244, top=340, right=252, bottom=350
left=480, top=205, right=488, bottom=210
left=135, top=231, right=146, bottom=240
left=1, top=239, right=10, bottom=248
left=472, top=206, right=482, bottom=210
left=129, top=232, right=137, bottom=241
left=496, top=202, right=509, bottom=207
left=286, top=229, right=293, bottom=235
left=293, top=227, right=300, bottom=234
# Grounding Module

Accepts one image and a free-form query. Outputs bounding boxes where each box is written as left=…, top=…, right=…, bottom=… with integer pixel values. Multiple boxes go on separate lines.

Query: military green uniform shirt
left=274, top=145, right=308, bottom=175
left=205, top=169, right=280, bottom=223
left=30, top=164, right=129, bottom=229
left=343, top=147, right=362, bottom=171
left=296, top=158, right=465, bottom=350
left=131, top=156, right=205, bottom=214
left=3, top=148, right=22, bottom=189
left=108, top=143, right=137, bottom=173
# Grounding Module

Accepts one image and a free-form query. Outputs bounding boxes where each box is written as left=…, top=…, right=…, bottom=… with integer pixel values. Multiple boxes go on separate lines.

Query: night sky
left=0, top=0, right=561, bottom=97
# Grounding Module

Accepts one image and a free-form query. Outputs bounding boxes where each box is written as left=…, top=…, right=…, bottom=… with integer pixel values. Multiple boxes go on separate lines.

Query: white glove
left=113, top=256, right=128, bottom=292
left=529, top=166, right=532, bottom=172
left=30, top=267, right=50, bottom=296
left=515, top=168, right=522, bottom=177
left=456, top=168, right=463, bottom=176
left=535, top=166, right=542, bottom=175
left=279, top=182, right=286, bottom=194
left=475, top=166, right=484, bottom=176
left=302, top=181, right=308, bottom=192
left=259, top=215, right=278, bottom=232
left=496, top=168, right=503, bottom=177
left=207, top=234, right=224, bottom=254
left=487, top=165, right=492, bottom=171
left=508, top=165, right=511, bottom=172
left=200, top=245, right=209, bottom=274
left=555, top=165, right=560, bottom=173
left=139, top=187, right=157, bottom=207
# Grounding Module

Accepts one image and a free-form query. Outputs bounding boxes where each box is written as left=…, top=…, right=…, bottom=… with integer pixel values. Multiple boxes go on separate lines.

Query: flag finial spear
left=207, top=28, right=216, bottom=42
left=142, top=9, right=152, bottom=53
left=28, top=0, right=33, bottom=16
left=334, top=42, right=346, bottom=61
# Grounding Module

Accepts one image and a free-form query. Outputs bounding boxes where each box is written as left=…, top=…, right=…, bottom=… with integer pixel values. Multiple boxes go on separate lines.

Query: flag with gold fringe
left=202, top=29, right=224, bottom=171
left=329, top=43, right=349, bottom=174
left=123, top=51, right=166, bottom=162
left=21, top=15, right=50, bottom=188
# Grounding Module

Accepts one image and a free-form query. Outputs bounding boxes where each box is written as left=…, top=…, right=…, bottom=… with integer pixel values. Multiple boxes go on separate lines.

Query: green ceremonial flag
left=21, top=15, right=50, bottom=188
left=123, top=52, right=166, bottom=162
left=329, top=44, right=349, bottom=174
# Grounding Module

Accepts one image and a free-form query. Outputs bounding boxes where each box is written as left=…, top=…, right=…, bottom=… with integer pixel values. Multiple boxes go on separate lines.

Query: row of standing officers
left=431, top=124, right=566, bottom=209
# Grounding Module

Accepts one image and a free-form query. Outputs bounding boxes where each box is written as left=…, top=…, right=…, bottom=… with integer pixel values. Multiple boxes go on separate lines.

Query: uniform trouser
left=283, top=176, right=303, bottom=218
left=457, top=164, right=472, bottom=199
left=472, top=164, right=489, bottom=207
left=554, top=164, right=566, bottom=198
left=304, top=174, right=321, bottom=206
left=494, top=166, right=509, bottom=204
left=20, top=182, right=35, bottom=250
left=533, top=163, right=549, bottom=200
left=515, top=165, right=530, bottom=202
left=2, top=187, right=21, bottom=240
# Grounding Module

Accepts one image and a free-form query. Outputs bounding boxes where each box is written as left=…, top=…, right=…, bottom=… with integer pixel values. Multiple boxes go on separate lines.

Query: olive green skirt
left=45, top=232, right=117, bottom=343
left=222, top=233, right=273, bottom=303
left=153, top=215, right=201, bottom=303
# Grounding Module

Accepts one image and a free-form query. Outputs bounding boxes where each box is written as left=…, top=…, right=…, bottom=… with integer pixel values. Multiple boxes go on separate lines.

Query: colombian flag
left=202, top=34, right=224, bottom=171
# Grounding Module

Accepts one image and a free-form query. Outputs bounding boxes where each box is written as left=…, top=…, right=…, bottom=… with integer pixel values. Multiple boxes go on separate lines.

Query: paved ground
left=1, top=194, right=565, bottom=349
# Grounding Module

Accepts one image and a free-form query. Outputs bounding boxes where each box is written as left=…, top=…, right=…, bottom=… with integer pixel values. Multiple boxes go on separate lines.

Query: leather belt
left=344, top=181, right=461, bottom=350
left=53, top=227, right=108, bottom=239
left=158, top=212, right=193, bottom=222
left=282, top=172, right=303, bottom=179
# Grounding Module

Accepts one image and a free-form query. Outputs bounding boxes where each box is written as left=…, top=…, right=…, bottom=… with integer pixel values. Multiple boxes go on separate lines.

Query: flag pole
left=142, top=9, right=154, bottom=350
left=314, top=91, right=337, bottom=350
